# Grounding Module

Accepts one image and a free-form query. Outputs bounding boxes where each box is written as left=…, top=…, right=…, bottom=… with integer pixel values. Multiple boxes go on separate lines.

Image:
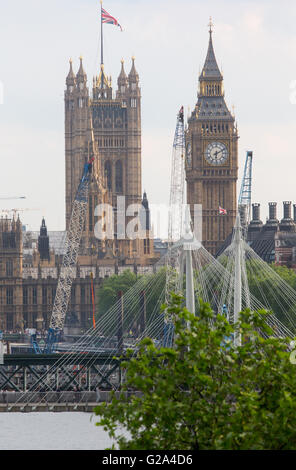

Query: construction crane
left=0, top=208, right=40, bottom=218
left=163, top=106, right=185, bottom=346
left=167, top=106, right=185, bottom=243
left=31, top=157, right=94, bottom=354
left=238, top=150, right=253, bottom=238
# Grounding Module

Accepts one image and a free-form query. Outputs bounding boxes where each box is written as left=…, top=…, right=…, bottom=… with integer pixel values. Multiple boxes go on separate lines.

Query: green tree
left=246, top=260, right=296, bottom=330
left=270, top=263, right=296, bottom=289
left=94, top=294, right=296, bottom=450
left=96, top=268, right=166, bottom=338
left=97, top=269, right=138, bottom=316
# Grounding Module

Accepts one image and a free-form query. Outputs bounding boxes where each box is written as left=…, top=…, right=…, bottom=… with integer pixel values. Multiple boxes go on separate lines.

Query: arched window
left=115, top=160, right=123, bottom=193
left=104, top=160, right=112, bottom=191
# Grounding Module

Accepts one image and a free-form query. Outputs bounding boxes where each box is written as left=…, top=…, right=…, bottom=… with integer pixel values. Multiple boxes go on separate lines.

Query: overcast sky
left=0, top=0, right=296, bottom=232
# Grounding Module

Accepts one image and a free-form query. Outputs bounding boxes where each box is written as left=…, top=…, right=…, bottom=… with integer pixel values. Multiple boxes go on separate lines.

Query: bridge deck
left=0, top=402, right=98, bottom=412
left=2, top=352, right=121, bottom=366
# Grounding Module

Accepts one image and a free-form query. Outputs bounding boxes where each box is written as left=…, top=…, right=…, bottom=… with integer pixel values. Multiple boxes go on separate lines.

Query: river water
left=0, top=412, right=116, bottom=450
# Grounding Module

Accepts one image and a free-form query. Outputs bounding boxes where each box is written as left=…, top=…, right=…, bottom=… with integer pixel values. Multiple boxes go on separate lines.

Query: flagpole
left=100, top=0, right=103, bottom=65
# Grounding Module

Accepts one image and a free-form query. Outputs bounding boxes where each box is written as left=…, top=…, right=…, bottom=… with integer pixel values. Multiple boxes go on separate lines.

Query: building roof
left=215, top=225, right=277, bottom=263
left=197, top=95, right=233, bottom=120
left=199, top=29, right=223, bottom=81
left=189, top=26, right=234, bottom=123
left=23, top=231, right=66, bottom=255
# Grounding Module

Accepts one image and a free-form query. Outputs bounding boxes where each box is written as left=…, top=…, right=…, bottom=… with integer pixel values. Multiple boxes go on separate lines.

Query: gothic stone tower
left=92, top=59, right=142, bottom=260
left=65, top=57, right=109, bottom=255
left=65, top=56, right=151, bottom=262
left=185, top=25, right=238, bottom=255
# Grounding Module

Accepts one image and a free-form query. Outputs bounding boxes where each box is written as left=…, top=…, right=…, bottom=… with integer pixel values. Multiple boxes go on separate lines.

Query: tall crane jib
left=31, top=157, right=94, bottom=354
left=168, top=106, right=185, bottom=243
left=163, top=106, right=186, bottom=346
left=238, top=150, right=253, bottom=238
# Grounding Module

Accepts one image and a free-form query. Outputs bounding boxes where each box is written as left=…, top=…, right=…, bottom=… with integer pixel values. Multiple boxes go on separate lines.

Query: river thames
left=0, top=412, right=115, bottom=450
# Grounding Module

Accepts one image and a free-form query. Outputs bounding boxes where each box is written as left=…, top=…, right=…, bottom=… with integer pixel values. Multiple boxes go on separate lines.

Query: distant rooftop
left=23, top=231, right=66, bottom=255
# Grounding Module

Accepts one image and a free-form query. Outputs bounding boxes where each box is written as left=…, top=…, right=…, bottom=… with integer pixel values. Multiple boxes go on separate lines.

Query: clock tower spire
left=185, top=21, right=238, bottom=255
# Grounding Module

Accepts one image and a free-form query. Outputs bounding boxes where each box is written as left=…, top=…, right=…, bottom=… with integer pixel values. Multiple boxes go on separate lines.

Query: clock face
left=186, top=142, right=192, bottom=166
left=205, top=142, right=228, bottom=165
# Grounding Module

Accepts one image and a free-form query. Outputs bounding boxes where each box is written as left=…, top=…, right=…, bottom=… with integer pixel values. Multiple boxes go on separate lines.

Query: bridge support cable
left=217, top=214, right=296, bottom=338
left=165, top=106, right=186, bottom=308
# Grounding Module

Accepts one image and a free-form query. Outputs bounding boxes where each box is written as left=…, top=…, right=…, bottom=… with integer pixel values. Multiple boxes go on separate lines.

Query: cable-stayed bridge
left=1, top=110, right=296, bottom=410
left=2, top=211, right=296, bottom=411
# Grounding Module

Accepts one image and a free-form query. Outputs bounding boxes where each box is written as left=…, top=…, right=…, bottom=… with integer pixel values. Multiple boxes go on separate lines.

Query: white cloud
left=0, top=0, right=296, bottom=234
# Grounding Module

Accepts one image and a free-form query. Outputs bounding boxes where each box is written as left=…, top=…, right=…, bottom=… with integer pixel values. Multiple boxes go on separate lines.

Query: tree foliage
left=94, top=294, right=296, bottom=450
left=97, top=270, right=138, bottom=316
left=247, top=261, right=296, bottom=329
left=270, top=263, right=296, bottom=289
left=96, top=269, right=166, bottom=338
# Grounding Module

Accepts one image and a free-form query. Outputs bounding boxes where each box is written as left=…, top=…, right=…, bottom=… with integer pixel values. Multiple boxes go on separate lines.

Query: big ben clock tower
left=185, top=20, right=238, bottom=255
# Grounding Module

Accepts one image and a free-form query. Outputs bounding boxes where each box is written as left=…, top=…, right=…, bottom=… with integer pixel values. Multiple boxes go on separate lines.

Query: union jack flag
left=219, top=206, right=227, bottom=215
left=101, top=7, right=122, bottom=31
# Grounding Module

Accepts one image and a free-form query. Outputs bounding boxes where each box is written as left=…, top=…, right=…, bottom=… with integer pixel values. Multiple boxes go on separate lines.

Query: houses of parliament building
left=0, top=26, right=239, bottom=332
left=0, top=57, right=158, bottom=333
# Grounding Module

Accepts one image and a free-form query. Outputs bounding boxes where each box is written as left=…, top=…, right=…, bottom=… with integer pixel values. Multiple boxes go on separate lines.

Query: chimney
left=252, top=203, right=260, bottom=221
left=283, top=201, right=292, bottom=220
left=280, top=201, right=295, bottom=232
left=248, top=203, right=263, bottom=240
left=268, top=202, right=277, bottom=220
left=265, top=202, right=279, bottom=231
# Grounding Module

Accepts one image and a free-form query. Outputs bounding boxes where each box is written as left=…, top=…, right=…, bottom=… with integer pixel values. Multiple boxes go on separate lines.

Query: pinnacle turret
left=38, top=218, right=50, bottom=261
left=40, top=217, right=47, bottom=236
left=92, top=64, right=112, bottom=100
left=141, top=191, right=150, bottom=231
left=76, top=56, right=87, bottom=83
left=16, top=214, right=22, bottom=232
left=199, top=22, right=223, bottom=81
left=128, top=56, right=139, bottom=83
left=66, top=58, right=76, bottom=86
left=142, top=191, right=148, bottom=209
left=118, top=59, right=128, bottom=86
